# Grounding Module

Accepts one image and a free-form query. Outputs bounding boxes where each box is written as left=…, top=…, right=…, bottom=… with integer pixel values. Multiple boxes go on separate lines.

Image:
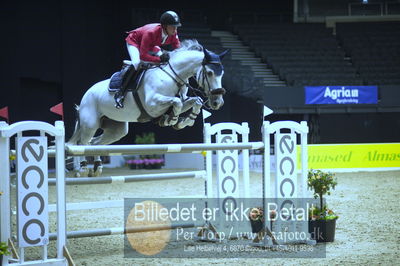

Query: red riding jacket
left=125, top=23, right=180, bottom=63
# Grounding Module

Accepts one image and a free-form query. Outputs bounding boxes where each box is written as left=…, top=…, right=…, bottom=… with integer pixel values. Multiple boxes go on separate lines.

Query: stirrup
left=114, top=93, right=125, bottom=109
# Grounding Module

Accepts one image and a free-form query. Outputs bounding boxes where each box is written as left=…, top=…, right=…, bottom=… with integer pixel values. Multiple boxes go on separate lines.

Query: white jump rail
left=48, top=223, right=197, bottom=240
left=65, top=142, right=264, bottom=156
left=48, top=170, right=207, bottom=186
left=47, top=171, right=207, bottom=213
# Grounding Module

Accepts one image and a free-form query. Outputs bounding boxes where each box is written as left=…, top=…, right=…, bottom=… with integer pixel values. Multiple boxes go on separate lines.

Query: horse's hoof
left=78, top=167, right=89, bottom=177
left=88, top=168, right=94, bottom=177
left=93, top=166, right=103, bottom=177
left=187, top=120, right=195, bottom=127
left=172, top=124, right=183, bottom=130
left=74, top=172, right=81, bottom=178
left=169, top=117, right=178, bottom=126
left=172, top=119, right=185, bottom=130
left=158, top=115, right=168, bottom=127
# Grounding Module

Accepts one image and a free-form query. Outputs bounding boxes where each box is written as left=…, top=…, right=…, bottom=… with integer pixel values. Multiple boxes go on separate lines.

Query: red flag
left=50, top=102, right=64, bottom=121
left=0, top=106, right=9, bottom=123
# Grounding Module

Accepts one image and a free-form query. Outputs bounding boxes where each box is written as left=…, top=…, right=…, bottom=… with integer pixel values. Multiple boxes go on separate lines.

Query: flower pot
left=250, top=219, right=264, bottom=233
left=249, top=207, right=265, bottom=233
left=308, top=218, right=337, bottom=242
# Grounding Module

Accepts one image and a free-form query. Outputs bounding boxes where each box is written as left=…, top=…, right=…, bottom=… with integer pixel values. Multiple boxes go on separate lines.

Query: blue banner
left=305, top=86, right=378, bottom=104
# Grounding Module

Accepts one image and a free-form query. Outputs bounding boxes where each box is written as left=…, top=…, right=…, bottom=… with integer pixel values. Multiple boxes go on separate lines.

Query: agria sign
left=305, top=86, right=378, bottom=104
left=17, top=137, right=48, bottom=247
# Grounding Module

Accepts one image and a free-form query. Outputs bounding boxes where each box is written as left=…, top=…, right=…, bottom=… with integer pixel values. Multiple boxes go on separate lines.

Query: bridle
left=198, top=58, right=226, bottom=96
left=157, top=58, right=226, bottom=109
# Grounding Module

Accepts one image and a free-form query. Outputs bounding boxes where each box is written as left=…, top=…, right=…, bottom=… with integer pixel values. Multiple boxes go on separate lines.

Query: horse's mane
left=173, top=39, right=203, bottom=53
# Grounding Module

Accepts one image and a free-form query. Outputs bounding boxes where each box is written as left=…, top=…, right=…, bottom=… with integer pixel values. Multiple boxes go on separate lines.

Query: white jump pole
left=65, top=142, right=264, bottom=156
left=48, top=223, right=197, bottom=240
left=48, top=170, right=206, bottom=186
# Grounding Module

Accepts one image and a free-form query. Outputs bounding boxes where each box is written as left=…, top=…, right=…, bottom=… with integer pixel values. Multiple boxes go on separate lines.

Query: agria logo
left=324, top=86, right=359, bottom=100
left=323, top=86, right=359, bottom=104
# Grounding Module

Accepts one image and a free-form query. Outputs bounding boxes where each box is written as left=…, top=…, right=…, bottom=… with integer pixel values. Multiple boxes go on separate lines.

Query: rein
left=163, top=62, right=189, bottom=89
left=157, top=60, right=225, bottom=109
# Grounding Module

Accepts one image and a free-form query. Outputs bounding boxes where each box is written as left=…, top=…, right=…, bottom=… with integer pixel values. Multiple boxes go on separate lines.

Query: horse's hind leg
left=74, top=107, right=100, bottom=177
left=89, top=119, right=129, bottom=176
left=90, top=119, right=129, bottom=145
left=74, top=126, right=98, bottom=177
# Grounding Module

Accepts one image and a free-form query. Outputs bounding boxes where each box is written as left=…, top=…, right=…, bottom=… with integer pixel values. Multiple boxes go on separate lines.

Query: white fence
left=0, top=119, right=311, bottom=265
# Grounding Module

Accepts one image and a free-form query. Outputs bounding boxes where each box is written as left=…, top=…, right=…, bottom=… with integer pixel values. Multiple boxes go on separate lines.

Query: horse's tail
left=66, top=104, right=81, bottom=145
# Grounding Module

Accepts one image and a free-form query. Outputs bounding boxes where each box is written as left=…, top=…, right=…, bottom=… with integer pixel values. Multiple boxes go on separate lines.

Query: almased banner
left=298, top=143, right=400, bottom=169
left=305, top=86, right=378, bottom=104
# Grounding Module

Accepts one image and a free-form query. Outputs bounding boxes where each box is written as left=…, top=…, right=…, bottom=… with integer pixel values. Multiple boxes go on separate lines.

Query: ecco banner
left=16, top=137, right=49, bottom=247
left=216, top=133, right=240, bottom=235
left=305, top=86, right=378, bottom=104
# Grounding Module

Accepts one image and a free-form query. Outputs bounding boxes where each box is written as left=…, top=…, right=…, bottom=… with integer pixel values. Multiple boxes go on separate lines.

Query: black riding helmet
left=160, top=11, right=182, bottom=27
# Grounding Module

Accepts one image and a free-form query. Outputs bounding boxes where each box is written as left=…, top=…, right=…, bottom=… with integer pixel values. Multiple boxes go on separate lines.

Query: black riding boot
left=114, top=64, right=136, bottom=109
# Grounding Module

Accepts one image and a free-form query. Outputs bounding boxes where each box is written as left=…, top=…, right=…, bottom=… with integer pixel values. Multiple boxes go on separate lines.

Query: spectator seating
left=179, top=25, right=264, bottom=100
left=336, top=21, right=400, bottom=86
left=233, top=23, right=362, bottom=87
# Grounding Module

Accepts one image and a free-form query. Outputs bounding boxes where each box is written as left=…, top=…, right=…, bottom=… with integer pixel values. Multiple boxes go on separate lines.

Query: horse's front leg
left=152, top=94, right=183, bottom=126
left=173, top=97, right=203, bottom=130
left=180, top=96, right=202, bottom=113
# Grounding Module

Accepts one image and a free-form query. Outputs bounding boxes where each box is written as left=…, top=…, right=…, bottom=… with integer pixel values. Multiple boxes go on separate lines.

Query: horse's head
left=197, top=48, right=229, bottom=110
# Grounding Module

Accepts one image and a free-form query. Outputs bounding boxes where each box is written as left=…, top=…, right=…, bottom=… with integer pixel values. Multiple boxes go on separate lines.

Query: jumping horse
left=67, top=39, right=229, bottom=176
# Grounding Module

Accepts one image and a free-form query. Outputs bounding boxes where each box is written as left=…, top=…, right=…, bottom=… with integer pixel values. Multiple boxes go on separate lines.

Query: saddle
left=108, top=60, right=147, bottom=93
left=109, top=60, right=185, bottom=126
left=109, top=61, right=164, bottom=122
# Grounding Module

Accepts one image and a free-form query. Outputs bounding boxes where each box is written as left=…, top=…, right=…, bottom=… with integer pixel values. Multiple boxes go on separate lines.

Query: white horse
left=67, top=39, right=228, bottom=176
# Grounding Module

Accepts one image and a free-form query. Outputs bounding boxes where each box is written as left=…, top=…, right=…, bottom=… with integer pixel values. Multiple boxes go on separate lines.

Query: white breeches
left=126, top=43, right=140, bottom=69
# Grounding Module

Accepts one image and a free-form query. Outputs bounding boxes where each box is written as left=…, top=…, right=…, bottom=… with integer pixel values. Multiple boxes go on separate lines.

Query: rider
left=114, top=10, right=182, bottom=108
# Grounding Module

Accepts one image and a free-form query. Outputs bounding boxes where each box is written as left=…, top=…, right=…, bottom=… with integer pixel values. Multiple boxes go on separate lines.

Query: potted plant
left=132, top=132, right=164, bottom=169
left=248, top=207, right=279, bottom=244
left=135, top=132, right=155, bottom=145
left=0, top=240, right=11, bottom=264
left=307, top=169, right=339, bottom=242
left=126, top=158, right=144, bottom=169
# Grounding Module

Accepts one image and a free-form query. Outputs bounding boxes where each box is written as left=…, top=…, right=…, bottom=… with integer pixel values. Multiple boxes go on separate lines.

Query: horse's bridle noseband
left=210, top=87, right=226, bottom=95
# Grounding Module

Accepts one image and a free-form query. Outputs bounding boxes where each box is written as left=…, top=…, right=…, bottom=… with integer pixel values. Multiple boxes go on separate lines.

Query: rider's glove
left=159, top=53, right=170, bottom=63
